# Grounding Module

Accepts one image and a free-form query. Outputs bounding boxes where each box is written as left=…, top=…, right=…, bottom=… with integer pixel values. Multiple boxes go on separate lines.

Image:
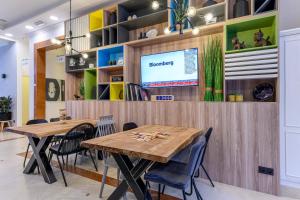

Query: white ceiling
left=0, top=0, right=69, bottom=29
left=0, top=0, right=121, bottom=38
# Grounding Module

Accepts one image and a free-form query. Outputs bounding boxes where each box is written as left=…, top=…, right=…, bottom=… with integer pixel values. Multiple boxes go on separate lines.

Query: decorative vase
left=202, top=0, right=217, bottom=7
left=233, top=0, right=249, bottom=18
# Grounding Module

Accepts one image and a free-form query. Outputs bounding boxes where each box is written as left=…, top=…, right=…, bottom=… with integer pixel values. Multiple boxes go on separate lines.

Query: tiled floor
left=0, top=132, right=299, bottom=200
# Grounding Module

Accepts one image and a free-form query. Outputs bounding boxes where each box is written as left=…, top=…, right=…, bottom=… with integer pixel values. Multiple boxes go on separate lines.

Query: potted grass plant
left=0, top=96, right=13, bottom=120
left=203, top=37, right=224, bottom=101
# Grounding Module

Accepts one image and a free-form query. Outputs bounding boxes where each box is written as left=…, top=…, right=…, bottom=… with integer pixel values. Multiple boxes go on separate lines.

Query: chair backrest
left=200, top=127, right=213, bottom=165
left=96, top=115, right=116, bottom=137
left=123, top=122, right=138, bottom=131
left=66, top=116, right=72, bottom=120
left=58, top=123, right=95, bottom=154
left=50, top=118, right=60, bottom=122
left=186, top=135, right=206, bottom=177
left=26, top=119, right=48, bottom=125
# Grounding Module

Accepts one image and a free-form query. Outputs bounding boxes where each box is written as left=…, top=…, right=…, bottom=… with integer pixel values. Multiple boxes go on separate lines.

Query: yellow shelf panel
left=110, top=82, right=124, bottom=101
left=90, top=9, right=104, bottom=32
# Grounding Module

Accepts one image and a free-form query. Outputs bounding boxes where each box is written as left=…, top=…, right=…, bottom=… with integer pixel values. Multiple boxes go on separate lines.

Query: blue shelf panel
left=97, top=46, right=124, bottom=67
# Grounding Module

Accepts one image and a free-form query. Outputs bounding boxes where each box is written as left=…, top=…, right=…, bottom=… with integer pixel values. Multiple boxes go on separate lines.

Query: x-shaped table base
left=108, top=154, right=153, bottom=200
left=23, top=136, right=57, bottom=184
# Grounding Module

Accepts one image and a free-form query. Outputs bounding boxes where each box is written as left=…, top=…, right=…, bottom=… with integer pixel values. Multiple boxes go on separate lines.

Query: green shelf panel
left=225, top=13, right=278, bottom=53
left=84, top=69, right=97, bottom=100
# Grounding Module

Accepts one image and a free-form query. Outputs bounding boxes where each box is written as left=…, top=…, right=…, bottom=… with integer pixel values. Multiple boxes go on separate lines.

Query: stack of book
left=125, top=83, right=149, bottom=101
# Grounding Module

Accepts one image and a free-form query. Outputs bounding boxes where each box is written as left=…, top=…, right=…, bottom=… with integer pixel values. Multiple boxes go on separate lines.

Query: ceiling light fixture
left=5, top=33, right=13, bottom=37
left=25, top=25, right=34, bottom=30
left=50, top=0, right=90, bottom=59
left=50, top=16, right=59, bottom=21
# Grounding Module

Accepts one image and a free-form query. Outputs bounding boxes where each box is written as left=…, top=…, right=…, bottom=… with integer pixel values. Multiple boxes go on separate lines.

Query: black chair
left=123, top=122, right=138, bottom=131
left=23, top=119, right=48, bottom=168
left=196, top=127, right=214, bottom=187
left=49, top=123, right=97, bottom=187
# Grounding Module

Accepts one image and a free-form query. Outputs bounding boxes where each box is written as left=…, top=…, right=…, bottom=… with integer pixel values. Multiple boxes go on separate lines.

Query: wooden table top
left=81, top=125, right=202, bottom=163
left=6, top=119, right=97, bottom=138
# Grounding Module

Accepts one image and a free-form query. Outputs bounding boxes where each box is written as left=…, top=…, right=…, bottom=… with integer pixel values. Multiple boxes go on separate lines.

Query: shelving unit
left=65, top=0, right=279, bottom=103
left=65, top=51, right=97, bottom=72
left=84, top=69, right=97, bottom=100
left=225, top=12, right=277, bottom=53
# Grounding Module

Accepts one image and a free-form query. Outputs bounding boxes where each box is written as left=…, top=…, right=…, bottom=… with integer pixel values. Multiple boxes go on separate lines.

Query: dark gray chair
left=49, top=123, right=97, bottom=187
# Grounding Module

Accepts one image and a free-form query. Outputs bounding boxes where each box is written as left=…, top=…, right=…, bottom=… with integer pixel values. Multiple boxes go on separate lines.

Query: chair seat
left=144, top=162, right=191, bottom=190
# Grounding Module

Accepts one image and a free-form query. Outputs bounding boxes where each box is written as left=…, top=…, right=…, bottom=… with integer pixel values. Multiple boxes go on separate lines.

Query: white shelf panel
left=225, top=74, right=278, bottom=80
left=225, top=48, right=278, bottom=59
left=225, top=69, right=278, bottom=76
left=225, top=64, right=278, bottom=72
left=225, top=53, right=278, bottom=63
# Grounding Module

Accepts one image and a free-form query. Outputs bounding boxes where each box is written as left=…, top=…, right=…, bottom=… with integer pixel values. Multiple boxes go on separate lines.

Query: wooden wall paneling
left=131, top=33, right=222, bottom=101
left=65, top=100, right=279, bottom=195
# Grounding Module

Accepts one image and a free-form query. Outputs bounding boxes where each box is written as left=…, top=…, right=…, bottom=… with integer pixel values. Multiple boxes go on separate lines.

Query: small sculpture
left=254, top=29, right=272, bottom=47
left=232, top=36, right=246, bottom=50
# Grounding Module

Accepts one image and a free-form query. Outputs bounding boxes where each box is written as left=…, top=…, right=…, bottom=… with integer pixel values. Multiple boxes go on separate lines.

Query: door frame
left=34, top=37, right=63, bottom=119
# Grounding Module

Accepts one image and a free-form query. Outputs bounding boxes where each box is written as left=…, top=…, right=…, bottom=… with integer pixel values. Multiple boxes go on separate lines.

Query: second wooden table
left=82, top=125, right=202, bottom=200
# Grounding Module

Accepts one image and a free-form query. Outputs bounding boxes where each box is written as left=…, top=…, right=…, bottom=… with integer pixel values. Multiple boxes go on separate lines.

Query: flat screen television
left=141, top=48, right=199, bottom=88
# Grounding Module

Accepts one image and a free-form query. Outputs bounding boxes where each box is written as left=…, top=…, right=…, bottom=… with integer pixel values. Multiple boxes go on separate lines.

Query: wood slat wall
left=127, top=33, right=223, bottom=101
left=66, top=100, right=279, bottom=195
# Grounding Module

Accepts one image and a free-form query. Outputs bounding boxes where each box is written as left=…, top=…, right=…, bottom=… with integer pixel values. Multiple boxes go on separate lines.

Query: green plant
left=203, top=37, right=224, bottom=101
left=79, top=80, right=85, bottom=97
left=0, top=96, right=13, bottom=113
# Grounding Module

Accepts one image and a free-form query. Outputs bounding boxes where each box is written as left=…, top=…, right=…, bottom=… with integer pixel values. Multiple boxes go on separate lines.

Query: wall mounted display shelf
left=65, top=0, right=279, bottom=104
left=65, top=51, right=97, bottom=72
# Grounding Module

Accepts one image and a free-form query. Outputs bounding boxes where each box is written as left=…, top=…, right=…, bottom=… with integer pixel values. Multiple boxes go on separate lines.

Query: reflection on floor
left=0, top=132, right=299, bottom=200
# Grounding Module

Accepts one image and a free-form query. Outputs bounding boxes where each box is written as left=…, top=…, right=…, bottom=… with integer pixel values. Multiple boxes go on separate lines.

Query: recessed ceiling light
left=5, top=33, right=13, bottom=37
left=25, top=25, right=34, bottom=30
left=50, top=16, right=59, bottom=21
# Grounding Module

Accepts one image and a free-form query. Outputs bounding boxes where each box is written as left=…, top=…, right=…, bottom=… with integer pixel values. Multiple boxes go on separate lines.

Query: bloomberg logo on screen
left=149, top=61, right=174, bottom=68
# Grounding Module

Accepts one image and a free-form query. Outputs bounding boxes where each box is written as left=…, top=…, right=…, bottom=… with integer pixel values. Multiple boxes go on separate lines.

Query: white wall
left=0, top=42, right=17, bottom=122
left=279, top=0, right=300, bottom=31
left=28, top=22, right=64, bottom=119
left=45, top=48, right=65, bottom=121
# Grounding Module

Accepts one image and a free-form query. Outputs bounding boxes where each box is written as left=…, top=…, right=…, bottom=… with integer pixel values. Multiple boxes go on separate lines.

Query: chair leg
left=88, top=150, right=98, bottom=171
left=99, top=166, right=108, bottom=198
left=57, top=155, right=67, bottom=187
left=66, top=154, right=69, bottom=166
left=185, top=177, right=193, bottom=196
left=158, top=184, right=161, bottom=200
left=62, top=156, right=65, bottom=165
left=182, top=190, right=187, bottom=200
left=117, top=168, right=121, bottom=185
left=201, top=164, right=214, bottom=187
left=48, top=152, right=53, bottom=163
left=162, top=185, right=166, bottom=194
left=74, top=153, right=78, bottom=167
left=192, top=179, right=203, bottom=200
left=23, top=143, right=30, bottom=168
left=195, top=168, right=200, bottom=178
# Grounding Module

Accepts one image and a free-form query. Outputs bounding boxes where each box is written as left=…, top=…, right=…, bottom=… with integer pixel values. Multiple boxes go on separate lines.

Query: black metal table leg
left=23, top=136, right=57, bottom=184
left=108, top=154, right=153, bottom=200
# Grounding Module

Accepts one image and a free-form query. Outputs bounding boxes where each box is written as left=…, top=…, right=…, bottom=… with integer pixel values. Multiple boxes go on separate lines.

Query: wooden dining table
left=6, top=119, right=97, bottom=184
left=81, top=125, right=202, bottom=200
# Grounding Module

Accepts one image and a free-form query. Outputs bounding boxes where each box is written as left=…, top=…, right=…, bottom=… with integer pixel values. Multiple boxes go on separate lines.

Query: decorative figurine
left=254, top=29, right=272, bottom=47
left=232, top=36, right=246, bottom=50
